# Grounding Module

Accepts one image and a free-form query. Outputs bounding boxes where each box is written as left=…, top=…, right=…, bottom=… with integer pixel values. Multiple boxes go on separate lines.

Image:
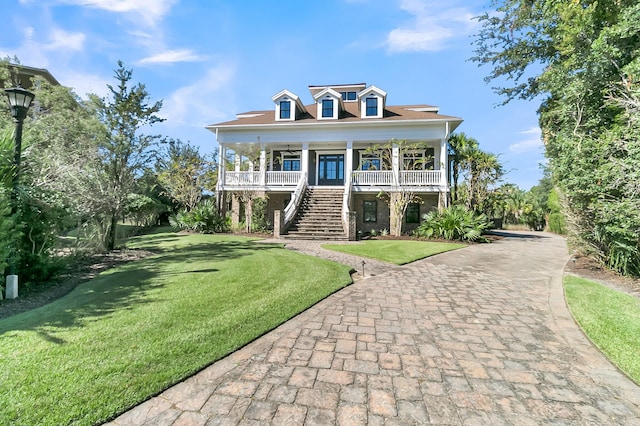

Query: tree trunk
left=107, top=214, right=117, bottom=251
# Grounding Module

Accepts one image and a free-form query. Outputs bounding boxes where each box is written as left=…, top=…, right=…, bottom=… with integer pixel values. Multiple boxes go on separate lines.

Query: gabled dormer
left=358, top=85, right=387, bottom=119
left=313, top=88, right=344, bottom=120
left=272, top=89, right=307, bottom=121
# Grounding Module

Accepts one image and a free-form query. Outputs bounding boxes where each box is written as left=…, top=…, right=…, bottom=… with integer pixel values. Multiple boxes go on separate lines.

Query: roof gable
left=272, top=89, right=307, bottom=121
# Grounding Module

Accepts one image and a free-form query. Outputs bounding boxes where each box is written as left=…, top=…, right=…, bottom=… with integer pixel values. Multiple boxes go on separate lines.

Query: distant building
left=207, top=83, right=462, bottom=240
left=2, top=63, right=60, bottom=90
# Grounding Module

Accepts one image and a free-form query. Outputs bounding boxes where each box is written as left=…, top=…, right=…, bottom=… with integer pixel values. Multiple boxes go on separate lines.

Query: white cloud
left=59, top=0, right=177, bottom=27
left=44, top=28, right=86, bottom=51
left=161, top=63, right=237, bottom=127
left=58, top=71, right=111, bottom=98
left=137, top=49, right=205, bottom=66
left=385, top=0, right=479, bottom=53
left=508, top=127, right=543, bottom=154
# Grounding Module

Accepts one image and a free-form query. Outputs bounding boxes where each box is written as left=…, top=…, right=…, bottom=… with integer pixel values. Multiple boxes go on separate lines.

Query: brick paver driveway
left=109, top=231, right=640, bottom=425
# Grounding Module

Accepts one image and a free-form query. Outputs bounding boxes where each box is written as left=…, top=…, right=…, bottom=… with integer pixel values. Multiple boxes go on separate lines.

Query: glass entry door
left=318, top=154, right=344, bottom=185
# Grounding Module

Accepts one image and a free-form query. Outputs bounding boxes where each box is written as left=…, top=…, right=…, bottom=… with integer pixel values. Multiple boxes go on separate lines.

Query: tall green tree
left=473, top=1, right=640, bottom=275
left=157, top=139, right=216, bottom=211
left=361, top=138, right=429, bottom=236
left=447, top=132, right=479, bottom=203
left=89, top=61, right=164, bottom=250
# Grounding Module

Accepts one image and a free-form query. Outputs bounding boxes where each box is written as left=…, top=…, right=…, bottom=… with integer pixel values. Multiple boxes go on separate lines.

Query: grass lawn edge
left=563, top=274, right=640, bottom=386
left=108, top=238, right=356, bottom=422
left=321, top=240, right=467, bottom=265
left=0, top=233, right=355, bottom=425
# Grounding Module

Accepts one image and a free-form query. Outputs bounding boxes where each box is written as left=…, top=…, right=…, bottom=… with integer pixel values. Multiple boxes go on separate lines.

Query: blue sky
left=2, top=0, right=545, bottom=189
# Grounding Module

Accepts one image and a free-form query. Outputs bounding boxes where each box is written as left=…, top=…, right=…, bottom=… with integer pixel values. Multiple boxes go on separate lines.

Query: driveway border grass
left=322, top=240, right=466, bottom=265
left=0, top=232, right=353, bottom=425
left=564, top=275, right=640, bottom=385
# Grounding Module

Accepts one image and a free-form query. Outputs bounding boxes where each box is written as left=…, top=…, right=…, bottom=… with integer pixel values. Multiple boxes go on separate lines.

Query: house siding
left=266, top=193, right=291, bottom=230
left=353, top=192, right=439, bottom=235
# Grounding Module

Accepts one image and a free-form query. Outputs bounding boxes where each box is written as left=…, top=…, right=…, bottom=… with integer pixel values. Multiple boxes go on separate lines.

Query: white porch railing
left=224, top=171, right=302, bottom=186
left=342, top=182, right=351, bottom=230
left=399, top=170, right=441, bottom=186
left=224, top=170, right=442, bottom=188
left=224, top=171, right=261, bottom=186
left=352, top=170, right=442, bottom=186
left=284, top=173, right=307, bottom=225
left=351, top=170, right=394, bottom=186
left=266, top=171, right=302, bottom=186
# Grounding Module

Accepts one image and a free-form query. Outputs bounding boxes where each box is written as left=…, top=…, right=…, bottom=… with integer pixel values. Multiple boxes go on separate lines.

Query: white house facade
left=206, top=83, right=462, bottom=240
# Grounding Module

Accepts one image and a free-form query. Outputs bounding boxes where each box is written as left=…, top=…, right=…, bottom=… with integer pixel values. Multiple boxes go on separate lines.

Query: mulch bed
left=565, top=254, right=640, bottom=300
left=0, top=249, right=154, bottom=320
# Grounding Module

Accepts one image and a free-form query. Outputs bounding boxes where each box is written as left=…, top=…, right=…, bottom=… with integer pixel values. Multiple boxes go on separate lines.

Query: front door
left=318, top=154, right=344, bottom=185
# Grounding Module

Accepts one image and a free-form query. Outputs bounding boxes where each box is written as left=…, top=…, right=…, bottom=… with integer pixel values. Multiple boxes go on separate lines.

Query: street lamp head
left=4, top=87, right=35, bottom=121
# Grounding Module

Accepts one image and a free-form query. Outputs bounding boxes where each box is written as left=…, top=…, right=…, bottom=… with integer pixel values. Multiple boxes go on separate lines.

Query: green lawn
left=322, top=239, right=466, bottom=265
left=564, top=275, right=640, bottom=384
left=0, top=232, right=353, bottom=425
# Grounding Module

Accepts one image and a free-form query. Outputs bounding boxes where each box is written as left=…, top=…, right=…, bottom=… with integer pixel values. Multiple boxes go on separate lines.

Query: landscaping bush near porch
left=414, top=205, right=491, bottom=242
left=0, top=232, right=352, bottom=426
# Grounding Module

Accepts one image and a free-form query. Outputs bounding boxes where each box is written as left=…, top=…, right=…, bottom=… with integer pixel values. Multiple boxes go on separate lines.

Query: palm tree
left=465, top=149, right=504, bottom=213
left=448, top=132, right=478, bottom=203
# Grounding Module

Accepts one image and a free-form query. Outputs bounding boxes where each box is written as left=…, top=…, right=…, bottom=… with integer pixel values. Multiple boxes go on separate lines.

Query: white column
left=218, top=144, right=225, bottom=184
left=259, top=144, right=267, bottom=186
left=216, top=144, right=226, bottom=212
left=301, top=142, right=309, bottom=182
left=440, top=137, right=447, bottom=187
left=392, top=143, right=400, bottom=186
left=345, top=141, right=353, bottom=187
left=234, top=154, right=241, bottom=172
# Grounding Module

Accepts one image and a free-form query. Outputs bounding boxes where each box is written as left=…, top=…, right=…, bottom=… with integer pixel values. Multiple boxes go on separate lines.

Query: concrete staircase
left=285, top=187, right=347, bottom=240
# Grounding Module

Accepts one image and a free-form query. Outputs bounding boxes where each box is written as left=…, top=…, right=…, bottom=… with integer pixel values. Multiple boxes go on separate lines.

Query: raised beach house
left=206, top=83, right=462, bottom=240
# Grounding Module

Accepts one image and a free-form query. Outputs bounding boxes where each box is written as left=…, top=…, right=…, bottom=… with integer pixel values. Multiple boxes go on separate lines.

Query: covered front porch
left=217, top=140, right=449, bottom=192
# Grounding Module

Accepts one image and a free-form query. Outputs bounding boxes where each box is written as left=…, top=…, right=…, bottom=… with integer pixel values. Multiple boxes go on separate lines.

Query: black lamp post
left=4, top=86, right=35, bottom=293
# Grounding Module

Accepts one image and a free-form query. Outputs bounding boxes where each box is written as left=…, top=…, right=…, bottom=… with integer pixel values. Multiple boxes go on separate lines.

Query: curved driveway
left=110, top=231, right=640, bottom=425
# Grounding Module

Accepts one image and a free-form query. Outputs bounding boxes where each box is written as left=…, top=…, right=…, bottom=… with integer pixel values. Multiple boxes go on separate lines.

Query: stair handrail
left=284, top=172, right=307, bottom=227
left=342, top=180, right=352, bottom=234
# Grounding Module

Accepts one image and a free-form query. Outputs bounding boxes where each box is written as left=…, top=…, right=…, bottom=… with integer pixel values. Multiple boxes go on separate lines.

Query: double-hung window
left=406, top=203, right=420, bottom=224
left=280, top=100, right=291, bottom=119
left=282, top=154, right=301, bottom=171
left=403, top=148, right=435, bottom=170
left=366, top=97, right=378, bottom=116
left=322, top=99, right=334, bottom=118
left=363, top=200, right=377, bottom=222
left=361, top=153, right=381, bottom=170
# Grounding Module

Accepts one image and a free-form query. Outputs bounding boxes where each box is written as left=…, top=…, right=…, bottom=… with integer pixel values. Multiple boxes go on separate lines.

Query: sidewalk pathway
left=108, top=231, right=640, bottom=425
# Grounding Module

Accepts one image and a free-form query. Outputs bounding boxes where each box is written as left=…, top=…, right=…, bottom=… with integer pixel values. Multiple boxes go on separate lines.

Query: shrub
left=170, top=199, right=229, bottom=233
left=415, top=205, right=490, bottom=242
left=548, top=212, right=566, bottom=234
left=546, top=189, right=566, bottom=234
left=251, top=197, right=271, bottom=233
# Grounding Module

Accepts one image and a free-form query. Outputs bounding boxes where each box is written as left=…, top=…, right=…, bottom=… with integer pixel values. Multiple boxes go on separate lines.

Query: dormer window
left=366, top=97, right=378, bottom=117
left=313, top=88, right=343, bottom=120
left=280, top=100, right=291, bottom=119
left=340, top=91, right=357, bottom=101
left=322, top=99, right=334, bottom=118
left=358, top=85, right=387, bottom=119
left=272, top=89, right=307, bottom=121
